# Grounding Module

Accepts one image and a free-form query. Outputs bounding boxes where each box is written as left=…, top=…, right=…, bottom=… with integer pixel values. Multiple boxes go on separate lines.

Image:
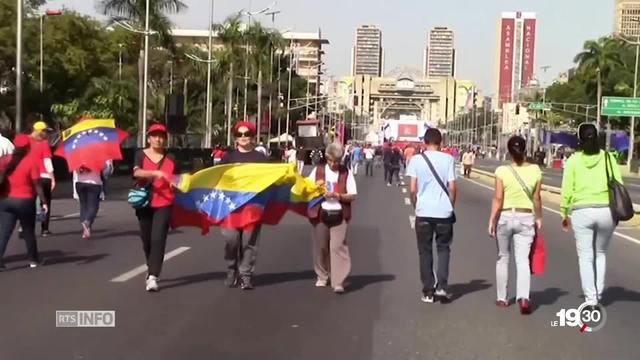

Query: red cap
left=233, top=121, right=256, bottom=134
left=13, top=134, right=31, bottom=148
left=147, top=123, right=167, bottom=135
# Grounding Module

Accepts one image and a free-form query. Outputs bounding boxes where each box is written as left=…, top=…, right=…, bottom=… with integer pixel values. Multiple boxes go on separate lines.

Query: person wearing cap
left=0, top=134, right=48, bottom=270
left=133, top=123, right=178, bottom=292
left=29, top=121, right=55, bottom=236
left=488, top=135, right=542, bottom=314
left=219, top=121, right=267, bottom=290
left=561, top=124, right=622, bottom=307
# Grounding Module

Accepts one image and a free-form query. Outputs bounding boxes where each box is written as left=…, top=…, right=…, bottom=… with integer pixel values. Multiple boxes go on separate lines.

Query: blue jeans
left=570, top=207, right=615, bottom=305
left=495, top=211, right=535, bottom=301
left=76, top=182, right=102, bottom=226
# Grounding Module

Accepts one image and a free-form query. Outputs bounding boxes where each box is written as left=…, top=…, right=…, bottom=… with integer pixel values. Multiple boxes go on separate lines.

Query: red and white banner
left=498, top=18, right=515, bottom=105
left=398, top=124, right=418, bottom=138
left=521, top=18, right=537, bottom=88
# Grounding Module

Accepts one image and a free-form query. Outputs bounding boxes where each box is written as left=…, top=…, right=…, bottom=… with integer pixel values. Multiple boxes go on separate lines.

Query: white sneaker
left=421, top=295, right=435, bottom=303
left=333, top=286, right=345, bottom=294
left=145, top=275, right=159, bottom=292
left=315, top=279, right=328, bottom=287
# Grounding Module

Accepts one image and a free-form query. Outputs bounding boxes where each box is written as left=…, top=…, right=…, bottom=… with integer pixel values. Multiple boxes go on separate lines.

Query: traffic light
left=473, top=91, right=478, bottom=107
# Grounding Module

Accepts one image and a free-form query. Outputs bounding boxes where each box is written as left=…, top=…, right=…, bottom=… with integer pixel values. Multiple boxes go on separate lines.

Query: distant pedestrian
left=307, top=142, right=357, bottom=294
left=383, top=142, right=393, bottom=184
left=487, top=136, right=542, bottom=314
left=350, top=143, right=362, bottom=176
left=407, top=128, right=456, bottom=303
left=462, top=148, right=475, bottom=178
left=132, top=124, right=178, bottom=292
left=212, top=145, right=225, bottom=165
left=561, top=124, right=621, bottom=307
left=0, top=135, right=47, bottom=270
left=296, top=145, right=306, bottom=174
left=29, top=121, right=55, bottom=237
left=255, top=142, right=268, bottom=156
left=363, top=143, right=375, bottom=177
left=387, top=147, right=403, bottom=187
left=73, top=160, right=113, bottom=239
left=219, top=121, right=268, bottom=290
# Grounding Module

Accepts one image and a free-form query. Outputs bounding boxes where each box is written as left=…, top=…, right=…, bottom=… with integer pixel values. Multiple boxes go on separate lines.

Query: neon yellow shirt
left=495, top=164, right=542, bottom=210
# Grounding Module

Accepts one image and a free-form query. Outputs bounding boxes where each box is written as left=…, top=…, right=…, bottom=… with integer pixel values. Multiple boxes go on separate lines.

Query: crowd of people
left=0, top=118, right=623, bottom=312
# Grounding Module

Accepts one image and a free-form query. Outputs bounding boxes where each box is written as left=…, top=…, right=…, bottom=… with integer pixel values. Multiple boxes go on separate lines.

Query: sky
left=46, top=0, right=614, bottom=94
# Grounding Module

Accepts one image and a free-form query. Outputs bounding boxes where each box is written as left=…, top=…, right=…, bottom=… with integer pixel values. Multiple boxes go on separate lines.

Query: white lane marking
left=402, top=188, right=407, bottom=193
left=110, top=247, right=191, bottom=282
left=462, top=178, right=640, bottom=245
left=409, top=216, right=416, bottom=229
left=404, top=197, right=411, bottom=205
left=51, top=212, right=80, bottom=220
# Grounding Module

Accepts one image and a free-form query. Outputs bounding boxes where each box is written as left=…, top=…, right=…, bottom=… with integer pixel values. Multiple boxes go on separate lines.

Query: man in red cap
left=219, top=120, right=268, bottom=290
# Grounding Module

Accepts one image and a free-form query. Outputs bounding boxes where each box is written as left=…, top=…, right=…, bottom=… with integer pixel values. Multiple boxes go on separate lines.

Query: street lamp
left=39, top=9, right=62, bottom=93
left=16, top=0, right=23, bottom=131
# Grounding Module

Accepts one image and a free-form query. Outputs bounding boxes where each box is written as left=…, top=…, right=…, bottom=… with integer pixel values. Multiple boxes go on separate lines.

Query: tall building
left=496, top=11, right=537, bottom=106
left=615, top=0, right=640, bottom=36
left=423, top=27, right=456, bottom=78
left=351, top=25, right=383, bottom=77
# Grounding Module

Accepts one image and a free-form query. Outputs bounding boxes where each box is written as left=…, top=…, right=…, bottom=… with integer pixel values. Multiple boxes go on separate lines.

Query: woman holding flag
left=133, top=124, right=178, bottom=292
left=219, top=121, right=267, bottom=290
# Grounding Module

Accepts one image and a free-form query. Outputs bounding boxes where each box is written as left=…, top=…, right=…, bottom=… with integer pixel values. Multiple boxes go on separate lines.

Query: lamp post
left=39, top=9, right=62, bottom=93
left=617, top=30, right=640, bottom=172
left=142, top=0, right=151, bottom=142
left=205, top=0, right=215, bottom=148
left=15, top=0, right=23, bottom=132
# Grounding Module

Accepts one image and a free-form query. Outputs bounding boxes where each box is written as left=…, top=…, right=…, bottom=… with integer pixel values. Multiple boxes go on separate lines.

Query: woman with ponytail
left=560, top=123, right=621, bottom=308
left=488, top=136, right=542, bottom=314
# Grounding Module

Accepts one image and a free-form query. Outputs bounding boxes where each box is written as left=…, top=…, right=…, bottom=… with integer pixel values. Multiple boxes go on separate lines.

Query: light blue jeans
left=495, top=211, right=535, bottom=301
left=570, top=207, right=615, bottom=305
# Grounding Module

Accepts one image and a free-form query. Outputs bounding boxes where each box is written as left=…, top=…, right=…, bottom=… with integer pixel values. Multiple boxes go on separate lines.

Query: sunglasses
left=234, top=131, right=254, bottom=138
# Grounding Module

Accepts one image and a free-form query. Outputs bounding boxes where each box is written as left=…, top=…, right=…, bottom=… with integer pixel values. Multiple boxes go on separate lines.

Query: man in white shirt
left=363, top=144, right=375, bottom=177
left=461, top=149, right=475, bottom=178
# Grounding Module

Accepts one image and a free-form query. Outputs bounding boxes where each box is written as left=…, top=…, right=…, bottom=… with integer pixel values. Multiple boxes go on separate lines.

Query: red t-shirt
left=2, top=154, right=39, bottom=198
left=134, top=150, right=176, bottom=208
left=29, top=138, right=52, bottom=176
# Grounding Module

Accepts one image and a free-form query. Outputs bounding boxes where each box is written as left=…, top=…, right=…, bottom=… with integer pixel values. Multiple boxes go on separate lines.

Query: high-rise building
left=615, top=0, right=640, bottom=36
left=351, top=25, right=383, bottom=77
left=424, top=27, right=455, bottom=78
left=496, top=11, right=537, bottom=106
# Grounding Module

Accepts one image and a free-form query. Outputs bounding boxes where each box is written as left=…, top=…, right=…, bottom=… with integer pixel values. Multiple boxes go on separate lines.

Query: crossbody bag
left=420, top=153, right=456, bottom=223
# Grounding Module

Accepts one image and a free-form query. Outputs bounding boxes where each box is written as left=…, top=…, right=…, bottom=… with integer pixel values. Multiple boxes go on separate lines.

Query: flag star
left=103, top=136, right=108, bottom=141
left=224, top=198, right=232, bottom=205
left=217, top=192, right=225, bottom=200
left=228, top=203, right=236, bottom=210
left=99, top=132, right=104, bottom=136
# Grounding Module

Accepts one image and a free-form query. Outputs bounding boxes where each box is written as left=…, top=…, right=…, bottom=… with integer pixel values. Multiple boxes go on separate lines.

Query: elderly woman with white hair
left=307, top=142, right=357, bottom=293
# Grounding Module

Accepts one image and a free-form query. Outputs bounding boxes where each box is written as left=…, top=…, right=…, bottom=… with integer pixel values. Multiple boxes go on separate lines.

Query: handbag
left=321, top=209, right=344, bottom=227
left=127, top=153, right=166, bottom=210
left=605, top=152, right=634, bottom=222
left=506, top=165, right=545, bottom=275
left=420, top=153, right=456, bottom=223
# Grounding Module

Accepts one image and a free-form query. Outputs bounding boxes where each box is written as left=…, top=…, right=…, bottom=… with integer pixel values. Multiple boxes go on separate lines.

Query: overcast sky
left=46, top=0, right=613, bottom=94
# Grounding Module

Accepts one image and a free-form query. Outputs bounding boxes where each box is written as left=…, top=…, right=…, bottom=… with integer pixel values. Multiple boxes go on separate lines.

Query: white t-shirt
left=308, top=165, right=357, bottom=210
left=364, top=148, right=375, bottom=160
left=287, top=149, right=297, bottom=163
left=462, top=152, right=475, bottom=165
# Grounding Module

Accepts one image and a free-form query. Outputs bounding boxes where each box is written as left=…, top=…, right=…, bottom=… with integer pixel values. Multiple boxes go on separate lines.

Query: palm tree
left=100, top=0, right=187, bottom=141
left=213, top=14, right=245, bottom=145
left=574, top=37, right=625, bottom=123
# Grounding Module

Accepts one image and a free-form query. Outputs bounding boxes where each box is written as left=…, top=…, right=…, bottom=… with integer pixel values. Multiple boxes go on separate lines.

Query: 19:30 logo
left=551, top=302, right=607, bottom=333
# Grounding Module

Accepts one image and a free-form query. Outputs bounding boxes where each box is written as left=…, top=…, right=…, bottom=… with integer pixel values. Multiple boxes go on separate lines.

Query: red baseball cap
left=147, top=123, right=167, bottom=135
left=13, top=134, right=31, bottom=148
left=233, top=121, right=256, bottom=134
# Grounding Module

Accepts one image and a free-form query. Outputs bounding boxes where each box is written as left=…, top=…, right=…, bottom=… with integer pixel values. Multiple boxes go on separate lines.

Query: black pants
left=415, top=218, right=454, bottom=294
left=463, top=165, right=472, bottom=178
left=136, top=206, right=172, bottom=277
left=386, top=166, right=400, bottom=185
left=0, top=197, right=39, bottom=263
left=76, top=183, right=102, bottom=226
left=38, top=178, right=52, bottom=232
left=365, top=159, right=374, bottom=176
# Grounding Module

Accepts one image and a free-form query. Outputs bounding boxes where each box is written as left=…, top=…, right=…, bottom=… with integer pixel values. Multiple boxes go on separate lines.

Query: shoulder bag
left=420, top=153, right=456, bottom=223
left=605, top=152, right=634, bottom=222
left=128, top=152, right=166, bottom=210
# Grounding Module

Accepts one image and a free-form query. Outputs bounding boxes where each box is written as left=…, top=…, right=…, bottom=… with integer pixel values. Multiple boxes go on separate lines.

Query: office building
left=424, top=27, right=455, bottom=78
left=615, top=0, right=640, bottom=36
left=351, top=25, right=383, bottom=77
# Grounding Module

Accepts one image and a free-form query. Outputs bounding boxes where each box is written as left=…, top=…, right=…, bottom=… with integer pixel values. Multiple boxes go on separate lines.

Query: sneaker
left=421, top=293, right=435, bottom=303
left=239, top=276, right=254, bottom=290
left=518, top=298, right=531, bottom=315
left=145, top=275, right=159, bottom=292
left=333, top=286, right=345, bottom=294
left=81, top=222, right=91, bottom=239
left=495, top=300, right=509, bottom=308
left=435, top=289, right=453, bottom=303
left=224, top=270, right=238, bottom=288
left=315, top=279, right=328, bottom=287
left=41, top=230, right=52, bottom=238
left=386, top=183, right=392, bottom=187
left=28, top=259, right=44, bottom=268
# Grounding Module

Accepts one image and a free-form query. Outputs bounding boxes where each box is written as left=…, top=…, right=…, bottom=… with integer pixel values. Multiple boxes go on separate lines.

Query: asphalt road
left=473, top=158, right=640, bottom=204
left=1, top=167, right=639, bottom=359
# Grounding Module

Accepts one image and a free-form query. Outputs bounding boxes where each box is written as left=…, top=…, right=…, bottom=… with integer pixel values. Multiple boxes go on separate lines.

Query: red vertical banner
left=521, top=18, right=537, bottom=88
left=499, top=18, right=515, bottom=106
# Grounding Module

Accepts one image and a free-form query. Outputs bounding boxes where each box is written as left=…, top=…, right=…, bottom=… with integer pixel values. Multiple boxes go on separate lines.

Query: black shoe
left=239, top=276, right=254, bottom=290
left=224, top=270, right=238, bottom=288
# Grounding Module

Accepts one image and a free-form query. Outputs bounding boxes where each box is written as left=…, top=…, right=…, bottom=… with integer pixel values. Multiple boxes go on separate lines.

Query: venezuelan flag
left=171, top=163, right=325, bottom=234
left=55, top=119, right=128, bottom=172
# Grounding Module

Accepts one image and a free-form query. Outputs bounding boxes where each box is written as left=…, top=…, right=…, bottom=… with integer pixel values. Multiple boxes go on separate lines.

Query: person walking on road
left=462, top=148, right=475, bottom=178
left=0, top=134, right=48, bottom=270
left=307, top=142, right=357, bottom=294
left=387, top=147, right=403, bottom=187
left=407, top=128, right=456, bottom=303
left=133, top=124, right=178, bottom=292
left=73, top=160, right=113, bottom=239
left=219, top=121, right=268, bottom=290
left=29, top=121, right=55, bottom=237
left=487, top=136, right=542, bottom=314
left=560, top=123, right=621, bottom=307
left=296, top=145, right=306, bottom=174
left=363, top=143, right=375, bottom=177
left=350, top=143, right=362, bottom=176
